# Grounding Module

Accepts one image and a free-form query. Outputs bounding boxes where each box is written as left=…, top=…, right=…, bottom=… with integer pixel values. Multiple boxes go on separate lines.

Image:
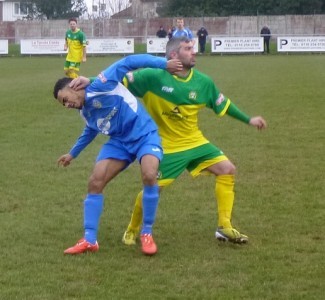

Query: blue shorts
left=96, top=130, right=163, bottom=167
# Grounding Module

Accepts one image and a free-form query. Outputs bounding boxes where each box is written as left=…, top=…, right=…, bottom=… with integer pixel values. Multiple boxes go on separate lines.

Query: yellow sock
left=127, top=191, right=143, bottom=232
left=215, top=175, right=235, bottom=228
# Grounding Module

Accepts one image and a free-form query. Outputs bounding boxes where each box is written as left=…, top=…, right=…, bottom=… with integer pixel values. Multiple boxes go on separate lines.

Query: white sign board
left=147, top=38, right=168, bottom=53
left=21, top=39, right=66, bottom=54
left=0, top=40, right=8, bottom=54
left=211, top=37, right=264, bottom=53
left=87, top=39, right=134, bottom=54
left=20, top=38, right=134, bottom=55
left=146, top=37, right=199, bottom=54
left=277, top=36, right=325, bottom=52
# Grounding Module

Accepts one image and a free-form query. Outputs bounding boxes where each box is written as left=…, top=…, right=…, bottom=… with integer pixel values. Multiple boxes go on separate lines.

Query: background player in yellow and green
left=64, top=18, right=87, bottom=79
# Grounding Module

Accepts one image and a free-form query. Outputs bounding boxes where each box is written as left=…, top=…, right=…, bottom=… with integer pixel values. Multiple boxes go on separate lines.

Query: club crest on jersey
left=98, top=72, right=107, bottom=83
left=216, top=93, right=225, bottom=106
left=92, top=100, right=102, bottom=108
left=189, top=91, right=197, bottom=100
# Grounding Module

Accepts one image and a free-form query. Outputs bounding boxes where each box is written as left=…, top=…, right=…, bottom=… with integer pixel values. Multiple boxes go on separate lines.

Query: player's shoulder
left=192, top=68, right=213, bottom=82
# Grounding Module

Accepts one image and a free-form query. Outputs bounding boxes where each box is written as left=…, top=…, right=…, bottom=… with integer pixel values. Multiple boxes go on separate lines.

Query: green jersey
left=124, top=68, right=231, bottom=154
left=65, top=28, right=87, bottom=62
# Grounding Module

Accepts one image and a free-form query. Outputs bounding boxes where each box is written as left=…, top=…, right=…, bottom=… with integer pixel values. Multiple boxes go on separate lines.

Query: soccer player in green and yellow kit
left=64, top=18, right=87, bottom=79
left=121, top=37, right=267, bottom=244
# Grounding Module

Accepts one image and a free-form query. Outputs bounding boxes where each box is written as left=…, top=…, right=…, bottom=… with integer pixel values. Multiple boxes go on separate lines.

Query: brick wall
left=1, top=15, right=324, bottom=43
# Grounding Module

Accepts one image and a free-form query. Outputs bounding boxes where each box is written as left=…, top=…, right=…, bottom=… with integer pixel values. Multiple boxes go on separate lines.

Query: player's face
left=57, top=87, right=83, bottom=109
left=176, top=19, right=184, bottom=29
left=69, top=21, right=77, bottom=32
left=176, top=41, right=196, bottom=69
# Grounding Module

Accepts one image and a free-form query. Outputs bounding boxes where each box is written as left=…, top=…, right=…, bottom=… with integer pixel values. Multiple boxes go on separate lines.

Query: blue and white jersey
left=172, top=28, right=193, bottom=39
left=69, top=54, right=167, bottom=158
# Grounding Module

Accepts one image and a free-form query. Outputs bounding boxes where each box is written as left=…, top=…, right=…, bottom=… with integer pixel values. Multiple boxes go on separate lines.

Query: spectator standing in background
left=167, top=26, right=176, bottom=40
left=172, top=18, right=193, bottom=39
left=260, top=25, right=271, bottom=54
left=64, top=18, right=87, bottom=79
left=156, top=25, right=168, bottom=38
left=197, top=27, right=209, bottom=54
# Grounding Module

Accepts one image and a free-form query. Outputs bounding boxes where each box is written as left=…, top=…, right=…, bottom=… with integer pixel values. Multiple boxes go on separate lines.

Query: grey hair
left=166, top=37, right=191, bottom=59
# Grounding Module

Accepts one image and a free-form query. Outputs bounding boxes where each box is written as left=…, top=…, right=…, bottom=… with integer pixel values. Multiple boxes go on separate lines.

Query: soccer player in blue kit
left=53, top=54, right=182, bottom=256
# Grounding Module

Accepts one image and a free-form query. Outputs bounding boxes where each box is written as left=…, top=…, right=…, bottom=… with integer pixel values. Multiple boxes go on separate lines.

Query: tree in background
left=22, top=0, right=87, bottom=20
left=159, top=0, right=325, bottom=17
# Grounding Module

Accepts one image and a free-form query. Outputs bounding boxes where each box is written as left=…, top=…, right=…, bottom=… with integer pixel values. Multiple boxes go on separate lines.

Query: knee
left=142, top=169, right=158, bottom=186
left=221, top=162, right=236, bottom=175
left=88, top=174, right=105, bottom=194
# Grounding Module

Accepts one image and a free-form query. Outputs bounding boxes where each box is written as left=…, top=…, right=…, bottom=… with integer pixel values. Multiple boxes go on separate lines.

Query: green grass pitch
left=0, top=53, right=324, bottom=299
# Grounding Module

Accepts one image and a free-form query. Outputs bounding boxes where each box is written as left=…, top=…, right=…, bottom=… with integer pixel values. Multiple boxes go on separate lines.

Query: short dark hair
left=53, top=77, right=72, bottom=99
left=69, top=18, right=77, bottom=24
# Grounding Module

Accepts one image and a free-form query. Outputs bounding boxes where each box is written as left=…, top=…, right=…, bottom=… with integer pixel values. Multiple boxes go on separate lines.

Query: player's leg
left=64, top=158, right=126, bottom=255
left=140, top=154, right=160, bottom=235
left=187, top=143, right=247, bottom=244
left=68, top=62, right=80, bottom=79
left=64, top=60, right=71, bottom=77
left=138, top=154, right=160, bottom=255
left=132, top=131, right=163, bottom=255
left=206, top=160, right=248, bottom=244
left=122, top=190, right=143, bottom=245
left=206, top=160, right=236, bottom=229
left=85, top=158, right=126, bottom=239
left=64, top=140, right=130, bottom=255
left=123, top=150, right=185, bottom=246
left=64, top=61, right=80, bottom=79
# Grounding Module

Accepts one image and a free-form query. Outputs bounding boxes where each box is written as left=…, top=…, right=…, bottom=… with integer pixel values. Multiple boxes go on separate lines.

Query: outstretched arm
left=226, top=102, right=267, bottom=130
left=69, top=57, right=182, bottom=90
left=100, top=54, right=182, bottom=84
left=58, top=126, right=98, bottom=168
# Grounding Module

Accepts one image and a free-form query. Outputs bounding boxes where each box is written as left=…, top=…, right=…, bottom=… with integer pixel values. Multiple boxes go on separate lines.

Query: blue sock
left=84, top=194, right=104, bottom=244
left=141, top=185, right=159, bottom=235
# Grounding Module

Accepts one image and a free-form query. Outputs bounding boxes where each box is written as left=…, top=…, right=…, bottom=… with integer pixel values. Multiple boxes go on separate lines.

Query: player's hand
left=82, top=57, right=87, bottom=63
left=249, top=116, right=267, bottom=130
left=57, top=154, right=73, bottom=167
left=69, top=76, right=90, bottom=90
left=166, top=59, right=183, bottom=74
